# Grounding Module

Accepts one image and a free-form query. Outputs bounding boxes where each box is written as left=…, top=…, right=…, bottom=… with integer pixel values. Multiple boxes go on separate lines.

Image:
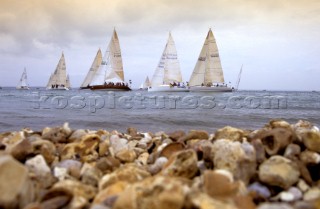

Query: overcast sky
left=0, top=0, right=319, bottom=90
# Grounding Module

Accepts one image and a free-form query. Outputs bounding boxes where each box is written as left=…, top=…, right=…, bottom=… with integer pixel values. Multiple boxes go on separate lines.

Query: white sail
left=151, top=32, right=182, bottom=87
left=16, top=68, right=29, bottom=89
left=151, top=46, right=166, bottom=87
left=90, top=29, right=125, bottom=86
left=46, top=74, right=54, bottom=88
left=47, top=52, right=69, bottom=89
left=111, top=30, right=124, bottom=81
left=81, top=49, right=102, bottom=87
left=189, top=29, right=225, bottom=86
left=143, top=76, right=151, bottom=88
left=140, top=76, right=151, bottom=89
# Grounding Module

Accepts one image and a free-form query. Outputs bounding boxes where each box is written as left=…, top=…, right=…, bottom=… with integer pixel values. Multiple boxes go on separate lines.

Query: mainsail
left=90, top=29, right=124, bottom=86
left=47, top=52, right=69, bottom=88
left=151, top=32, right=182, bottom=87
left=17, top=68, right=29, bottom=88
left=81, top=49, right=102, bottom=87
left=189, top=29, right=225, bottom=86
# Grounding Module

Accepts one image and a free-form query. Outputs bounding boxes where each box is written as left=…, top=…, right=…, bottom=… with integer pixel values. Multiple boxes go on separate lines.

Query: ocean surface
left=0, top=87, right=319, bottom=133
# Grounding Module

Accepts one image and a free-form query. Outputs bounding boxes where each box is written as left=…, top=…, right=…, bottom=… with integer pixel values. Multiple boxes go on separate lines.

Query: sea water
left=0, top=87, right=319, bottom=132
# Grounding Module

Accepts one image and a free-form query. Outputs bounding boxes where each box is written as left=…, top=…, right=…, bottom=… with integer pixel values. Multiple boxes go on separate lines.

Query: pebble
left=259, top=155, right=300, bottom=189
left=212, top=139, right=256, bottom=184
left=0, top=155, right=35, bottom=208
left=259, top=128, right=293, bottom=155
left=303, top=187, right=320, bottom=201
left=214, top=126, right=245, bottom=141
left=161, top=149, right=198, bottom=178
left=257, top=203, right=294, bottom=209
left=301, top=130, right=320, bottom=152
left=247, top=182, right=271, bottom=199
left=297, top=179, right=310, bottom=192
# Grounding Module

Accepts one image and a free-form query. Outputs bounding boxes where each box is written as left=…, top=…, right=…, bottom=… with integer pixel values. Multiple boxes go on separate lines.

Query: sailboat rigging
left=235, top=64, right=243, bottom=90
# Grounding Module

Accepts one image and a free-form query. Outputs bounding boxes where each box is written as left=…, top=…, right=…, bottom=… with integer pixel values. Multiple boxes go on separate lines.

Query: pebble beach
left=1, top=119, right=320, bottom=209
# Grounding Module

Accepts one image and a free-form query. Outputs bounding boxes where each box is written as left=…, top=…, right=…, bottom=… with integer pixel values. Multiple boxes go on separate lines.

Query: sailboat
left=80, top=48, right=102, bottom=89
left=90, top=29, right=131, bottom=91
left=148, top=32, right=188, bottom=92
left=139, top=76, right=151, bottom=90
left=46, top=52, right=70, bottom=90
left=189, top=29, right=233, bottom=92
left=16, top=68, right=30, bottom=90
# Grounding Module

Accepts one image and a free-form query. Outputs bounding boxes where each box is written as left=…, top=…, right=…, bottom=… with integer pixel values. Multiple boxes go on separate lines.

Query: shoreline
left=0, top=119, right=320, bottom=208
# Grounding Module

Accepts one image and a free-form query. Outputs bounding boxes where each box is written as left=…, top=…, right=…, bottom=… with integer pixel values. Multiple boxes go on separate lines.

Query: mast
left=235, top=65, right=243, bottom=90
left=81, top=48, right=102, bottom=87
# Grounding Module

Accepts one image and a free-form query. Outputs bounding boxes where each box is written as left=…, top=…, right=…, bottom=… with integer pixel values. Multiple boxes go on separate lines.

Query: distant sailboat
left=189, top=29, right=233, bottom=92
left=148, top=32, right=188, bottom=92
left=90, top=29, right=131, bottom=91
left=46, top=52, right=70, bottom=90
left=139, top=76, right=151, bottom=90
left=16, top=68, right=30, bottom=90
left=80, top=48, right=102, bottom=89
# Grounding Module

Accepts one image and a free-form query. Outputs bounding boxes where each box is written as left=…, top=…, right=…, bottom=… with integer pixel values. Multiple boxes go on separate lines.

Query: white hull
left=148, top=85, right=189, bottom=92
left=138, top=88, right=148, bottom=91
left=189, top=86, right=233, bottom=92
left=46, top=86, right=69, bottom=90
left=16, top=86, right=29, bottom=90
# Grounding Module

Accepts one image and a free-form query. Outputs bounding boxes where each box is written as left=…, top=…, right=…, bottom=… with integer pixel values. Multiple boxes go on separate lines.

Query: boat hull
left=16, top=86, right=30, bottom=90
left=90, top=85, right=131, bottom=91
left=46, top=87, right=69, bottom=90
left=148, top=85, right=189, bottom=92
left=189, top=86, right=233, bottom=92
left=80, top=86, right=91, bottom=90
